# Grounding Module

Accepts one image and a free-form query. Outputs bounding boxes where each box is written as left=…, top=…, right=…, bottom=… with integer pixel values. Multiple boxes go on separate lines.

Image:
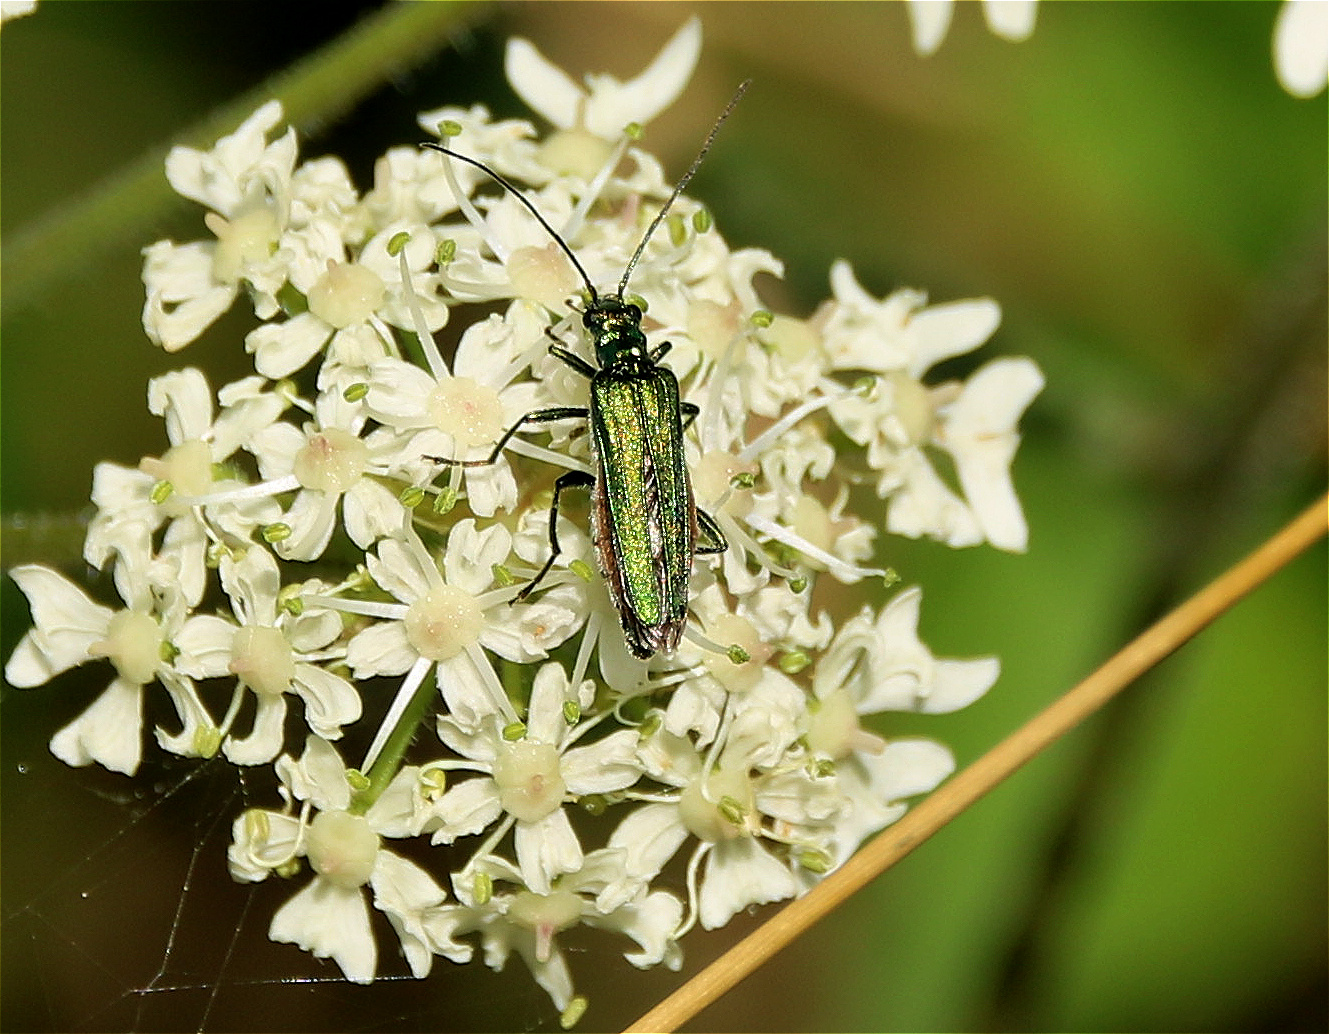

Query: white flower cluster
left=5, top=18, right=1041, bottom=1023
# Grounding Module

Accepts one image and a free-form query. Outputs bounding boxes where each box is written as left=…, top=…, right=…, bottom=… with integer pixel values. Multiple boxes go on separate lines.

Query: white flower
left=816, top=586, right=1000, bottom=719
left=365, top=302, right=550, bottom=518
left=338, top=520, right=581, bottom=735
left=820, top=260, right=1001, bottom=378
left=822, top=261, right=1040, bottom=551
left=229, top=736, right=458, bottom=983
left=246, top=387, right=409, bottom=560
left=426, top=662, right=640, bottom=893
left=6, top=526, right=218, bottom=774
left=172, top=546, right=361, bottom=764
left=607, top=720, right=839, bottom=931
left=143, top=101, right=301, bottom=349
left=85, top=367, right=284, bottom=605
left=663, top=584, right=806, bottom=750
left=243, top=222, right=446, bottom=380
left=425, top=848, right=682, bottom=1013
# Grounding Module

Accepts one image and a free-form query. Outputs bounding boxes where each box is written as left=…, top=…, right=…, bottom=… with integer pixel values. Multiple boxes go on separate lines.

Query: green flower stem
left=3, top=0, right=489, bottom=313
left=357, top=663, right=438, bottom=811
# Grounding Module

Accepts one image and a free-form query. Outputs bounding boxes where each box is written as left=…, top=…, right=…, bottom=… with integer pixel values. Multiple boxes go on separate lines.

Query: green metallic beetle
left=423, top=83, right=748, bottom=659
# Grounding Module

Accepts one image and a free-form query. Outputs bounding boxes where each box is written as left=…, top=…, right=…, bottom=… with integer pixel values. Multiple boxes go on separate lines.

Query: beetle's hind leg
left=514, top=469, right=597, bottom=602
left=696, top=508, right=727, bottom=555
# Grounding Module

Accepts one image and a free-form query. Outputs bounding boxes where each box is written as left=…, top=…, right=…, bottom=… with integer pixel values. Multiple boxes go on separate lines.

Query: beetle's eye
left=625, top=304, right=642, bottom=320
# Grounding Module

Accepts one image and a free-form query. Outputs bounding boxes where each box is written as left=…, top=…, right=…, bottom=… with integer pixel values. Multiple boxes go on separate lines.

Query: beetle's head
left=583, top=295, right=642, bottom=334
left=583, top=294, right=648, bottom=365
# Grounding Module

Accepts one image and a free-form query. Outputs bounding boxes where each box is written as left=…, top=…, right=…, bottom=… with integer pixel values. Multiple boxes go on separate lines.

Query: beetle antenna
left=421, top=141, right=600, bottom=301
left=616, top=79, right=751, bottom=298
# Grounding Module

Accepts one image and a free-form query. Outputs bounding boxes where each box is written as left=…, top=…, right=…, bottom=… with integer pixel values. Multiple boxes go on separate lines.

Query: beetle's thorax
left=584, top=294, right=649, bottom=368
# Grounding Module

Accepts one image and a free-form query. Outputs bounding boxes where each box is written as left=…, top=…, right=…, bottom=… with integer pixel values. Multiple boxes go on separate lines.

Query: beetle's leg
left=548, top=344, right=598, bottom=379
left=696, top=508, right=728, bottom=554
left=680, top=401, right=700, bottom=432
left=425, top=406, right=587, bottom=468
left=649, top=340, right=673, bottom=363
left=514, top=469, right=597, bottom=602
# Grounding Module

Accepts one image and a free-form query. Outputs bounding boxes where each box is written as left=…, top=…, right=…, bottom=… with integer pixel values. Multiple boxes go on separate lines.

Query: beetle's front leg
left=696, top=507, right=728, bottom=555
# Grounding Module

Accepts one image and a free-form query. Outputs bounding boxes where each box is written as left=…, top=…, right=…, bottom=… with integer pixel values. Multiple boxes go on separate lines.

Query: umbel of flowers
left=6, top=18, right=1041, bottom=1025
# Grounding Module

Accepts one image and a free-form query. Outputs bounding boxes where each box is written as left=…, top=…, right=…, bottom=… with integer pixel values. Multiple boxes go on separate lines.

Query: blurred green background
left=2, top=2, right=1324, bottom=1031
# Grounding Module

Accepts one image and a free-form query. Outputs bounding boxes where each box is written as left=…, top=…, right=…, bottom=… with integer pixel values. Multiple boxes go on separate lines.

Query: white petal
left=928, top=656, right=1001, bottom=713
left=173, top=613, right=238, bottom=679
left=212, top=386, right=287, bottom=461
left=50, top=678, right=144, bottom=775
left=513, top=937, right=575, bottom=1012
left=440, top=652, right=508, bottom=729
left=164, top=99, right=285, bottom=211
left=161, top=515, right=212, bottom=608
left=228, top=808, right=301, bottom=881
left=866, top=737, right=956, bottom=801
left=505, top=36, right=584, bottom=131
left=1274, top=0, right=1328, bottom=97
left=249, top=420, right=306, bottom=480
left=957, top=439, right=1030, bottom=548
left=140, top=240, right=237, bottom=350
left=275, top=734, right=353, bottom=811
left=429, top=778, right=503, bottom=842
left=367, top=536, right=433, bottom=605
left=365, top=357, right=436, bottom=426
left=443, top=519, right=510, bottom=595
left=944, top=356, right=1044, bottom=439
left=148, top=367, right=214, bottom=444
left=218, top=546, right=282, bottom=626
left=515, top=807, right=582, bottom=895
left=153, top=675, right=220, bottom=760
left=699, top=838, right=797, bottom=930
left=270, top=877, right=376, bottom=983
left=223, top=693, right=288, bottom=765
left=343, top=479, right=406, bottom=550
left=510, top=595, right=584, bottom=656
left=365, top=766, right=426, bottom=838
left=884, top=450, right=983, bottom=547
left=942, top=357, right=1043, bottom=551
left=5, top=566, right=111, bottom=686
left=291, top=663, right=363, bottom=739
left=245, top=311, right=332, bottom=379
left=983, top=0, right=1038, bottom=41
left=459, top=456, right=518, bottom=518
left=829, top=739, right=956, bottom=865
left=906, top=0, right=954, bottom=56
left=582, top=16, right=702, bottom=138
left=906, top=297, right=1001, bottom=378
left=562, top=728, right=640, bottom=795
left=272, top=489, right=340, bottom=562
left=346, top=621, right=416, bottom=678
left=370, top=851, right=448, bottom=978
left=584, top=888, right=683, bottom=968
left=605, top=803, right=688, bottom=891
left=525, top=662, right=569, bottom=744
